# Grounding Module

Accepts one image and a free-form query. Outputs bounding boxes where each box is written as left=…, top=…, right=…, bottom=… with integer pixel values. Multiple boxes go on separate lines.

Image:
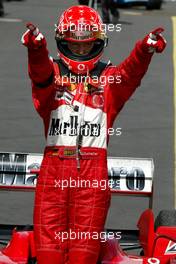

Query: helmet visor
left=56, top=39, right=104, bottom=62
left=67, top=41, right=94, bottom=56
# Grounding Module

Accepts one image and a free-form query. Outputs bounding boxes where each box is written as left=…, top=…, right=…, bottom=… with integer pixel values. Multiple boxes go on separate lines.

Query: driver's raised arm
left=104, top=28, right=166, bottom=120
left=21, top=23, right=55, bottom=117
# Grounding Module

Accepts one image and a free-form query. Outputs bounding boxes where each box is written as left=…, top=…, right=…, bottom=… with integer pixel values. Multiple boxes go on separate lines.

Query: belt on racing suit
left=44, top=146, right=106, bottom=160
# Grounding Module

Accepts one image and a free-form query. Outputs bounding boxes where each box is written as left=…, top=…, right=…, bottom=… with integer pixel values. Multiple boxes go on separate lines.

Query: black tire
left=154, top=210, right=176, bottom=231
left=146, top=0, right=162, bottom=10
left=28, top=258, right=37, bottom=264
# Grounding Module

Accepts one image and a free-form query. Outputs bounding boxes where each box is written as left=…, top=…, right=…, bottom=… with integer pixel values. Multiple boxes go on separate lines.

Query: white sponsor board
left=108, top=157, right=154, bottom=193
left=0, top=153, right=154, bottom=194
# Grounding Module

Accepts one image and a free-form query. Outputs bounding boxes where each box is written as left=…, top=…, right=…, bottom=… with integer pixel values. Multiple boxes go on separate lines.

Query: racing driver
left=21, top=5, right=166, bottom=264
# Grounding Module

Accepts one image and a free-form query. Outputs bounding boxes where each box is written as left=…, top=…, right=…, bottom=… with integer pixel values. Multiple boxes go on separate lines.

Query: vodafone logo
left=165, top=241, right=176, bottom=255
left=77, top=64, right=86, bottom=71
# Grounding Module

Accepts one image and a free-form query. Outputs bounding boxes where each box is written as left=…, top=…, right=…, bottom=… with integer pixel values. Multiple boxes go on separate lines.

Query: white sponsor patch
left=55, top=90, right=74, bottom=104
left=47, top=103, right=107, bottom=149
left=63, top=91, right=74, bottom=105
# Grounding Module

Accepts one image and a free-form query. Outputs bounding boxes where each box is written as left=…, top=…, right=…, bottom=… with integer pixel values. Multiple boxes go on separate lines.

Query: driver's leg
left=34, top=155, right=69, bottom=264
left=69, top=157, right=111, bottom=264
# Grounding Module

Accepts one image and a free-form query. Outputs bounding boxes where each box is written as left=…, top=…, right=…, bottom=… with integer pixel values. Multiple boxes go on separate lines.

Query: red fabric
left=34, top=150, right=110, bottom=264
left=28, top=47, right=53, bottom=85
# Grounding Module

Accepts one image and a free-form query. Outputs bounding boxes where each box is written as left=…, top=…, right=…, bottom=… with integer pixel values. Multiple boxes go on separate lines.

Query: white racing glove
left=21, top=22, right=46, bottom=50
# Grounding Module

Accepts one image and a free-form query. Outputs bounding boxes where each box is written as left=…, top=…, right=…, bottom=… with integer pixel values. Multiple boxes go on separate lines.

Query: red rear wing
left=0, top=152, right=154, bottom=206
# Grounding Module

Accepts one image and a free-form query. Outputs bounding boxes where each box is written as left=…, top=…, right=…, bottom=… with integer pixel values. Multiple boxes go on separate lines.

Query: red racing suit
left=28, top=42, right=152, bottom=264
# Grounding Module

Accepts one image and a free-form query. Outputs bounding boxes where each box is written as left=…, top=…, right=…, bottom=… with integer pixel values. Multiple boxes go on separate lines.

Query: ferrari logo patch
left=165, top=241, right=176, bottom=254
left=68, top=83, right=77, bottom=91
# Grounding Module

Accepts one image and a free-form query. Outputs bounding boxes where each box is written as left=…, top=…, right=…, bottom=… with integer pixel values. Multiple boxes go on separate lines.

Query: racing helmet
left=55, top=5, right=108, bottom=74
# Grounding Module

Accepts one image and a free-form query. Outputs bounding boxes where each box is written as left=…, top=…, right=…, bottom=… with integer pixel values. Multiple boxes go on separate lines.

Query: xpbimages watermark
left=54, top=230, right=122, bottom=243
left=54, top=73, right=122, bottom=87
left=55, top=22, right=122, bottom=34
left=54, top=178, right=119, bottom=190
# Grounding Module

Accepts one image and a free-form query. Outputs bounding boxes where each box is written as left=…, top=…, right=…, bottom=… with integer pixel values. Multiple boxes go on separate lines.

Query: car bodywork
left=0, top=152, right=175, bottom=264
